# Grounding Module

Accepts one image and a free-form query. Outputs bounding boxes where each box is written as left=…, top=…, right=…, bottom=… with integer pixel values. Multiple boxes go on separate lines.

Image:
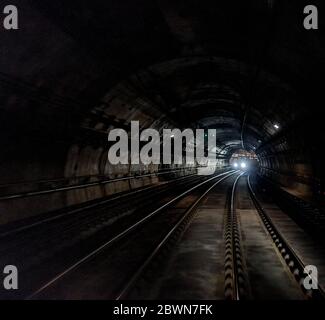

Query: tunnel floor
left=1, top=1, right=325, bottom=309
left=0, top=170, right=324, bottom=300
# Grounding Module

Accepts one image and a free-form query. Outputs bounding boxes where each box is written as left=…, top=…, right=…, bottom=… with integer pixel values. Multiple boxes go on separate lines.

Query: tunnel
left=0, top=0, right=325, bottom=302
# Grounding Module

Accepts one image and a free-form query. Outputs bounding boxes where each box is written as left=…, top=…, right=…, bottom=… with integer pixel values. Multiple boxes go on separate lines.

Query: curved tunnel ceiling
left=91, top=56, right=300, bottom=156
left=0, top=0, right=324, bottom=191
left=2, top=0, right=325, bottom=302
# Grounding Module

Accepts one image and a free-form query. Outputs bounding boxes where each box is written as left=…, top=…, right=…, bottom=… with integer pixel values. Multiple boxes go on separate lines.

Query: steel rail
left=247, top=174, right=325, bottom=300
left=115, top=171, right=240, bottom=300
left=0, top=167, right=204, bottom=201
left=0, top=173, right=203, bottom=238
left=26, top=170, right=237, bottom=299
left=224, top=172, right=246, bottom=300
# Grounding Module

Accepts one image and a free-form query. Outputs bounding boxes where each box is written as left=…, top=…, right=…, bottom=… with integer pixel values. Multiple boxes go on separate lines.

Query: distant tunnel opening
left=229, top=149, right=259, bottom=170
left=0, top=1, right=324, bottom=225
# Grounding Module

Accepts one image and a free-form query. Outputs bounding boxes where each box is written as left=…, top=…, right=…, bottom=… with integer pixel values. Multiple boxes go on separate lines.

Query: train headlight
left=240, top=162, right=246, bottom=169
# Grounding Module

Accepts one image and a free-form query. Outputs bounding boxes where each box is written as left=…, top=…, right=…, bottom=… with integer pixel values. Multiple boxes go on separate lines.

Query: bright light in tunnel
left=170, top=134, right=174, bottom=138
left=273, top=124, right=280, bottom=130
left=230, top=150, right=257, bottom=170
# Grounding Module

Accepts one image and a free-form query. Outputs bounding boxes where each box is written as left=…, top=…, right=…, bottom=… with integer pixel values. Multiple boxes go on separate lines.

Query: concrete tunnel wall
left=0, top=1, right=324, bottom=225
left=0, top=2, right=191, bottom=224
left=256, top=113, right=324, bottom=201
left=0, top=123, right=200, bottom=226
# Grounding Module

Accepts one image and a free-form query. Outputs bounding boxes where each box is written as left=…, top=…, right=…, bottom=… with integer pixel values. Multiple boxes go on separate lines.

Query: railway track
left=114, top=171, right=239, bottom=300
left=255, top=174, right=325, bottom=243
left=225, top=173, right=325, bottom=300
left=0, top=173, right=206, bottom=272
left=0, top=169, right=236, bottom=299
left=224, top=172, right=247, bottom=299
left=0, top=167, right=202, bottom=201
left=247, top=174, right=325, bottom=300
left=21, top=171, right=237, bottom=299
left=0, top=171, right=202, bottom=236
left=123, top=172, right=325, bottom=300
left=1, top=169, right=324, bottom=300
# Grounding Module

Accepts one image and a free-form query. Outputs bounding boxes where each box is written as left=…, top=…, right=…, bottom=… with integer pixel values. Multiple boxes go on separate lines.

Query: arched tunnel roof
left=0, top=0, right=324, bottom=180
left=104, top=56, right=300, bottom=155
left=2, top=0, right=325, bottom=303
